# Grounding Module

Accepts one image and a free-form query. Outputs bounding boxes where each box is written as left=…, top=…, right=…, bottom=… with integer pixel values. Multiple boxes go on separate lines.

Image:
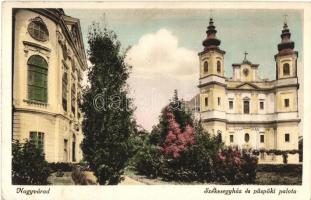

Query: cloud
left=125, top=29, right=199, bottom=131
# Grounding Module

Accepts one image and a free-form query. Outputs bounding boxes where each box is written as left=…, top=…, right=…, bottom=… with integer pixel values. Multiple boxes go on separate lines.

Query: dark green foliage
left=49, top=162, right=74, bottom=172
left=80, top=23, right=135, bottom=185
left=134, top=144, right=163, bottom=178
left=12, top=140, right=51, bottom=185
left=257, top=164, right=302, bottom=173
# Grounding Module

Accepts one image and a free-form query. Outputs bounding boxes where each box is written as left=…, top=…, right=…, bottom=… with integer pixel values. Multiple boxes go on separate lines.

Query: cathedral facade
left=198, top=18, right=300, bottom=163
left=12, top=9, right=87, bottom=162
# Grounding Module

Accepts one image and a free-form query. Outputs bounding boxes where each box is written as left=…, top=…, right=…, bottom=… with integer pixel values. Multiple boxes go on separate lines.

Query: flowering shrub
left=161, top=111, right=195, bottom=159
left=215, top=147, right=258, bottom=184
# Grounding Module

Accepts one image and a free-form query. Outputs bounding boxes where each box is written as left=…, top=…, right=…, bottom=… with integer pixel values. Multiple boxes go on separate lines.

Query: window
left=260, top=101, right=264, bottom=110
left=62, top=72, right=68, bottom=111
left=205, top=97, right=208, bottom=107
left=29, top=131, right=45, bottom=150
left=243, top=100, right=250, bottom=114
left=260, top=135, right=264, bottom=143
left=27, top=17, right=49, bottom=41
left=284, top=98, right=290, bottom=108
left=244, top=133, right=250, bottom=142
left=71, top=83, right=76, bottom=115
left=64, top=139, right=68, bottom=161
left=283, top=63, right=290, bottom=76
left=285, top=133, right=290, bottom=142
left=229, top=100, right=233, bottom=109
left=217, top=60, right=221, bottom=73
left=27, top=55, right=48, bottom=102
left=72, top=134, right=76, bottom=162
left=203, top=61, right=208, bottom=72
left=218, top=97, right=221, bottom=106
left=230, top=135, right=234, bottom=143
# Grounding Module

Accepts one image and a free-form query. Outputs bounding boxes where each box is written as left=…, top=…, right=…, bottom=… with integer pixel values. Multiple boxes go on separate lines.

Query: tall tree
left=80, top=23, right=135, bottom=185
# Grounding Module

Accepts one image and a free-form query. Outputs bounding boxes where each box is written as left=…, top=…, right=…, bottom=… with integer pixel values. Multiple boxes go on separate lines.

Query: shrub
left=215, top=147, right=258, bottom=184
left=134, top=145, right=163, bottom=178
left=49, top=162, right=73, bottom=172
left=12, top=140, right=51, bottom=185
left=257, top=164, right=302, bottom=173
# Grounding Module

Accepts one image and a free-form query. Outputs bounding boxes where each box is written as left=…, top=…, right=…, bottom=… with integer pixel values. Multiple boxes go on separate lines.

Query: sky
left=65, top=9, right=303, bottom=131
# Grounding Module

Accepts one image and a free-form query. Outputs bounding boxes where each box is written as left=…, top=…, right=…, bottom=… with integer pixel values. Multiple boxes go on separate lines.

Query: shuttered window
left=27, top=55, right=48, bottom=102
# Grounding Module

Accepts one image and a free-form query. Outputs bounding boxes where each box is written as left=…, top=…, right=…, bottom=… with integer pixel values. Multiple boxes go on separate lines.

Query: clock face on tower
left=243, top=68, right=249, bottom=76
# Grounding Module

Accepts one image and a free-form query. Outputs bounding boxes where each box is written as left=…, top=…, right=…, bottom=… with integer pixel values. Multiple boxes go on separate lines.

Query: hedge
left=257, top=164, right=302, bottom=173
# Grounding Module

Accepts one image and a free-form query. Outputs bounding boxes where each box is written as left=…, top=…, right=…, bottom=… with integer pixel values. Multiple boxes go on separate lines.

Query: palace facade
left=12, top=9, right=87, bottom=162
left=198, top=18, right=301, bottom=163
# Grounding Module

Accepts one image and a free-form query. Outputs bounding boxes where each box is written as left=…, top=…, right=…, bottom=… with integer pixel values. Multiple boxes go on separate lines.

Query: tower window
left=27, top=55, right=48, bottom=102
left=203, top=61, right=208, bottom=72
left=218, top=97, right=221, bottom=106
left=217, top=61, right=221, bottom=73
left=205, top=97, right=208, bottom=107
left=244, top=133, right=250, bottom=142
left=285, top=133, right=290, bottom=142
left=243, top=100, right=250, bottom=114
left=260, top=135, right=264, bottom=143
left=229, top=100, right=233, bottom=109
left=284, top=98, right=290, bottom=108
left=260, top=101, right=264, bottom=110
left=283, top=63, right=290, bottom=76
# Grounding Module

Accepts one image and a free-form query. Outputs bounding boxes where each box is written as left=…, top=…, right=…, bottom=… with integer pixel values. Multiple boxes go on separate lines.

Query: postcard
left=1, top=1, right=311, bottom=200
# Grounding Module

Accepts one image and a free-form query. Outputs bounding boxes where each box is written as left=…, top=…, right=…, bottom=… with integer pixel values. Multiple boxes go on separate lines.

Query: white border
left=1, top=1, right=311, bottom=200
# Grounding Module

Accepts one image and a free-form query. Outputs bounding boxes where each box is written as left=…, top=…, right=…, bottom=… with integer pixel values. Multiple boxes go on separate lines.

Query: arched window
left=203, top=61, right=208, bottom=72
left=72, top=134, right=76, bottom=162
left=217, top=60, right=221, bottom=73
left=62, top=72, right=68, bottom=111
left=283, top=63, right=290, bottom=76
left=27, top=55, right=48, bottom=102
left=244, top=133, right=250, bottom=142
left=28, top=17, right=49, bottom=41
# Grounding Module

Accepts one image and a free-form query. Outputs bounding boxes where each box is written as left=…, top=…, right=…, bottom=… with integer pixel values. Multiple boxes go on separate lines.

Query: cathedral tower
left=198, top=18, right=226, bottom=137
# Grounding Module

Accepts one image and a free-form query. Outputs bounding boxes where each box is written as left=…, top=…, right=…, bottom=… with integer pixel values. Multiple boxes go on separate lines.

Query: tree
left=80, top=22, right=135, bottom=185
left=150, top=90, right=193, bottom=145
left=12, top=139, right=51, bottom=185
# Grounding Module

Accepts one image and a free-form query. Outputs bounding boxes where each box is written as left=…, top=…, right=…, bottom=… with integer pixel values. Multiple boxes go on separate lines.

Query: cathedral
left=198, top=18, right=301, bottom=163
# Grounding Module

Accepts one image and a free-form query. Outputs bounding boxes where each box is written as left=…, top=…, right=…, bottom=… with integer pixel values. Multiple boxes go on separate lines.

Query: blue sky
left=65, top=9, right=303, bottom=130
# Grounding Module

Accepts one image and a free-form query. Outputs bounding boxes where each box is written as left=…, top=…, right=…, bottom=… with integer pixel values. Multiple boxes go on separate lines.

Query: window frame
left=29, top=131, right=45, bottom=151
left=243, top=100, right=250, bottom=114
left=27, top=18, right=49, bottom=42
left=244, top=133, right=250, bottom=143
left=27, top=55, right=48, bottom=103
left=217, top=60, right=221, bottom=73
left=203, top=61, right=208, bottom=73
left=283, top=63, right=290, bottom=76
left=285, top=133, right=290, bottom=142
left=284, top=98, right=290, bottom=108
left=229, top=100, right=233, bottom=110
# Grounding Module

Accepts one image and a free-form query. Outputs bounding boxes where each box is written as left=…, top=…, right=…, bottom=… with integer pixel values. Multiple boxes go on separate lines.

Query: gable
left=235, top=83, right=259, bottom=90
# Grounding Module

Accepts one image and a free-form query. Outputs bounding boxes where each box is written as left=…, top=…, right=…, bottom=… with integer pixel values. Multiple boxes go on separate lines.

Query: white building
left=12, top=9, right=87, bottom=162
left=198, top=18, right=301, bottom=163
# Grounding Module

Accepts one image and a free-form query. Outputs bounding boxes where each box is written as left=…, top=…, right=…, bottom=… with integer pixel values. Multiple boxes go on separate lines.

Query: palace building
left=197, top=18, right=301, bottom=163
left=12, top=9, right=87, bottom=162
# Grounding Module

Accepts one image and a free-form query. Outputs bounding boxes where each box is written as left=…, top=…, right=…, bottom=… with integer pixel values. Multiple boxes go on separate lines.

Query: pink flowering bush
left=161, top=111, right=195, bottom=159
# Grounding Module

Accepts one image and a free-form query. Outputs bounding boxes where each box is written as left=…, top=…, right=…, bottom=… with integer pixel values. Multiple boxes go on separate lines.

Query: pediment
left=235, top=83, right=259, bottom=90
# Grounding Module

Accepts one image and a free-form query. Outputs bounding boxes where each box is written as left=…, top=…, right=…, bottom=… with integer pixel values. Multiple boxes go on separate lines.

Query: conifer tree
left=80, top=23, right=135, bottom=185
